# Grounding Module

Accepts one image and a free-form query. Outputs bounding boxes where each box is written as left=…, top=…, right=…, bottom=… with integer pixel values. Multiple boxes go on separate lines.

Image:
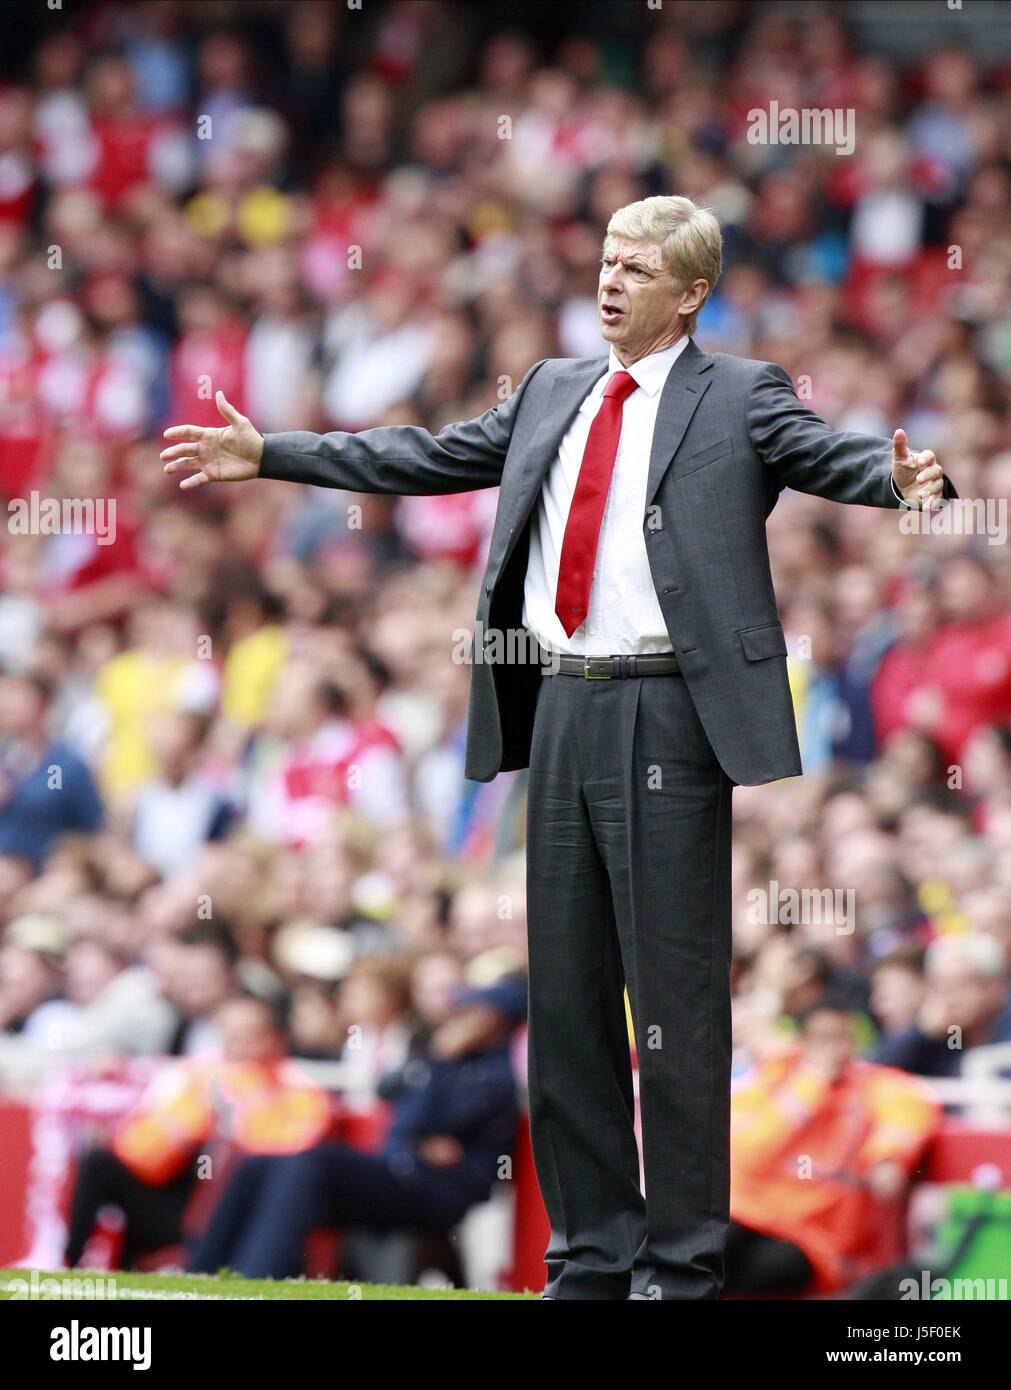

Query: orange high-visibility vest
left=113, top=1055, right=331, bottom=1186
left=730, top=1047, right=940, bottom=1292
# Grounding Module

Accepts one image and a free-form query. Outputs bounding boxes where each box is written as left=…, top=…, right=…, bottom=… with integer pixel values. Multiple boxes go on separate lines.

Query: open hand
left=161, top=391, right=264, bottom=490
left=892, top=429, right=944, bottom=510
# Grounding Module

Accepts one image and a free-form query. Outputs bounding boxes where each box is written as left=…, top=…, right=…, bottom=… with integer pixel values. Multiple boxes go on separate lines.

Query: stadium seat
left=916, top=1124, right=1011, bottom=1187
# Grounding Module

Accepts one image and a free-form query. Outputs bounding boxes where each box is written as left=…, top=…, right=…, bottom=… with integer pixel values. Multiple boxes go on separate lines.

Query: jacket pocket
left=674, top=435, right=733, bottom=478
left=737, top=621, right=787, bottom=661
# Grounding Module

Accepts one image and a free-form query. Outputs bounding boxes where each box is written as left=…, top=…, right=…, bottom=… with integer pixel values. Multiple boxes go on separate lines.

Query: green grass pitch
left=0, top=1268, right=537, bottom=1300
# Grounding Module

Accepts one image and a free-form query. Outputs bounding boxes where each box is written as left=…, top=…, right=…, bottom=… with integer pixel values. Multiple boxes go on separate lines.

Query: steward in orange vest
left=731, top=1000, right=941, bottom=1294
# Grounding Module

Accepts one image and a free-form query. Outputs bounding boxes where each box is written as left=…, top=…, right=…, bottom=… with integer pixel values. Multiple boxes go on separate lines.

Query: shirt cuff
left=890, top=472, right=916, bottom=508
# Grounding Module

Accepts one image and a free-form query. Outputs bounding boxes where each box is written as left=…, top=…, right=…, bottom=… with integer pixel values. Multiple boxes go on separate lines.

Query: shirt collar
left=604, top=335, right=691, bottom=398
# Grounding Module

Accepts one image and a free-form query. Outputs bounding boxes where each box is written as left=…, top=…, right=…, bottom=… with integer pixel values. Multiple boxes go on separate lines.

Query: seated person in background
left=335, top=955, right=412, bottom=1103
left=0, top=668, right=103, bottom=870
left=65, top=994, right=329, bottom=1269
left=0, top=923, right=241, bottom=1089
left=869, top=946, right=927, bottom=1045
left=727, top=993, right=941, bottom=1297
left=189, top=949, right=520, bottom=1279
left=0, top=924, right=67, bottom=1039
left=872, top=934, right=1011, bottom=1089
left=131, top=710, right=234, bottom=880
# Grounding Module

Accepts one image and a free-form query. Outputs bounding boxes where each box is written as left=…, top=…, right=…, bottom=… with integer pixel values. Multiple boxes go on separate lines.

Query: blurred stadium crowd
left=1, top=0, right=1011, bottom=1289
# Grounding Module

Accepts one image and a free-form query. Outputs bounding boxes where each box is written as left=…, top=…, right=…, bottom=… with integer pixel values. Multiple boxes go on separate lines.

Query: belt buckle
left=583, top=657, right=612, bottom=679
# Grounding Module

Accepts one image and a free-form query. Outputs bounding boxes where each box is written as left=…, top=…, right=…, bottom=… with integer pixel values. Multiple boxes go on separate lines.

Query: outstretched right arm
left=162, top=360, right=547, bottom=496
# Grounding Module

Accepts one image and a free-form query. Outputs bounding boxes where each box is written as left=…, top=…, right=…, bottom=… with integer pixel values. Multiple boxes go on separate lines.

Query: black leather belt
left=549, top=652, right=681, bottom=679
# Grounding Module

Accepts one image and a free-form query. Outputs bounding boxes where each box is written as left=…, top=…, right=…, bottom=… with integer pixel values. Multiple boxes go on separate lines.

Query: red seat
left=504, top=1112, right=548, bottom=1293
left=916, top=1122, right=1011, bottom=1187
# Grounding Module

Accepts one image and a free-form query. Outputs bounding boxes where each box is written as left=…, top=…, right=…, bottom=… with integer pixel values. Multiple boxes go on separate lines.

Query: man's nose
left=600, top=266, right=623, bottom=292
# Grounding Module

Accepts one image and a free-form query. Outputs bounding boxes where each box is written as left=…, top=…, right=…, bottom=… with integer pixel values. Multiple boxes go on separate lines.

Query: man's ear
left=678, top=278, right=709, bottom=317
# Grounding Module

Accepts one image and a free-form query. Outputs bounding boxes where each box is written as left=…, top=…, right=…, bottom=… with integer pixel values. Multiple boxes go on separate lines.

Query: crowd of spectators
left=1, top=0, right=1010, bottom=1287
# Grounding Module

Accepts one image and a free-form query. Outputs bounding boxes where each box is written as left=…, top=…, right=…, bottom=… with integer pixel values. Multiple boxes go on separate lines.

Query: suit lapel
left=645, top=340, right=715, bottom=509
left=490, top=358, right=607, bottom=573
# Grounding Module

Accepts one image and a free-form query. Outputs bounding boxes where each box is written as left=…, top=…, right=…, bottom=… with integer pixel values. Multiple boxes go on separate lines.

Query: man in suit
left=162, top=195, right=955, bottom=1299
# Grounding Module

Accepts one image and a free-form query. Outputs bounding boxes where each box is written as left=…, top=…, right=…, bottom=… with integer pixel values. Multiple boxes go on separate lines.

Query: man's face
left=0, top=675, right=45, bottom=738
left=170, top=945, right=235, bottom=1017
left=411, top=953, right=464, bottom=1027
left=800, top=1009, right=854, bottom=1080
left=219, top=998, right=283, bottom=1063
left=871, top=965, right=925, bottom=1035
left=598, top=235, right=702, bottom=361
left=928, top=958, right=1002, bottom=1032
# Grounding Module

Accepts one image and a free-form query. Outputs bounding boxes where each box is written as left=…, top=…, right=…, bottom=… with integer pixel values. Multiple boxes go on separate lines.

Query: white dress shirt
left=522, top=336, right=689, bottom=656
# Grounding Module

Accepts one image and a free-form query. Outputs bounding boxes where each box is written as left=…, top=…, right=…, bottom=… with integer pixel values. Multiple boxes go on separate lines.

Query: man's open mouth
left=600, top=304, right=624, bottom=324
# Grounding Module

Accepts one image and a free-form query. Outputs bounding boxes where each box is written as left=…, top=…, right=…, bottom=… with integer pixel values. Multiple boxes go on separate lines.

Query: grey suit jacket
left=259, top=340, right=957, bottom=785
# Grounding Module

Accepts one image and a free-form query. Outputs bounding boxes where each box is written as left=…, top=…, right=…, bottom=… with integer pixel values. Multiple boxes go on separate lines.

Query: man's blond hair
left=605, top=195, right=723, bottom=336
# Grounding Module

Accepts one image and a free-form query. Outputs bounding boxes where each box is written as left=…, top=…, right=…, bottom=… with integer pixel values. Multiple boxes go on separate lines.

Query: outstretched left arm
left=747, top=363, right=958, bottom=509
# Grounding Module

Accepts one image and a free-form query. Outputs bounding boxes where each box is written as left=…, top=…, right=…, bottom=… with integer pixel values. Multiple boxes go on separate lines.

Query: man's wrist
left=890, top=469, right=953, bottom=510
left=890, top=472, right=918, bottom=508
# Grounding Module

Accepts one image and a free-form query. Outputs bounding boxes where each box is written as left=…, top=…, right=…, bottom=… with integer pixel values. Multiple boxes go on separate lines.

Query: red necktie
left=554, top=369, right=639, bottom=638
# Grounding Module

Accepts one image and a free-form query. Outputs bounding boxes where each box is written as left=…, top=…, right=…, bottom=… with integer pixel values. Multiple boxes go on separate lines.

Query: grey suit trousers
left=525, top=666, right=734, bottom=1300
